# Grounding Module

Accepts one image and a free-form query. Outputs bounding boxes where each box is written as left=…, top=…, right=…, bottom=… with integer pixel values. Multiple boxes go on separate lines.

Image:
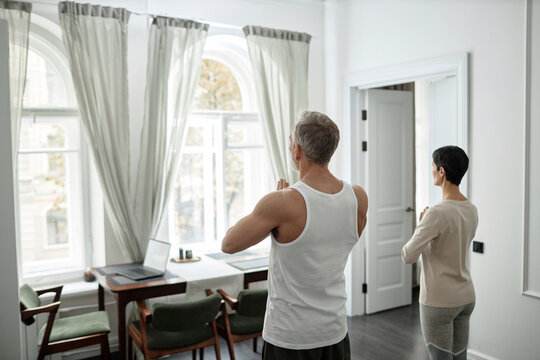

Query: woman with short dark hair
left=402, top=146, right=478, bottom=360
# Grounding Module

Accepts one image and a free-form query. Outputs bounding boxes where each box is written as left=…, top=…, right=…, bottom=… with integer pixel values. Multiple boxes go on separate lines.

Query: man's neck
left=298, top=160, right=338, bottom=187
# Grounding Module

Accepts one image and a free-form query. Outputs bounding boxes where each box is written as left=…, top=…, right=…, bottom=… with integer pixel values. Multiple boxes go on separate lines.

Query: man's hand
left=419, top=206, right=429, bottom=222
left=277, top=178, right=289, bottom=190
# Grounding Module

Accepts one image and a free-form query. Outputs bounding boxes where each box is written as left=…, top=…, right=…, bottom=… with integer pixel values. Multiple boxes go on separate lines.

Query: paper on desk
left=167, top=254, right=244, bottom=302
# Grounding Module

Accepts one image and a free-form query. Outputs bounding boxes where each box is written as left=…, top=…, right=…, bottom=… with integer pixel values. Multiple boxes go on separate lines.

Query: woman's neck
left=441, top=181, right=467, bottom=201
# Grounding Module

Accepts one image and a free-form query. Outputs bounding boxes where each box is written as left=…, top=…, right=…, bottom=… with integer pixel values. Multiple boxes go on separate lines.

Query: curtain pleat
left=244, top=25, right=311, bottom=183
left=134, top=15, right=208, bottom=249
left=59, top=1, right=209, bottom=260
left=59, top=1, right=141, bottom=261
left=0, top=0, right=32, bottom=165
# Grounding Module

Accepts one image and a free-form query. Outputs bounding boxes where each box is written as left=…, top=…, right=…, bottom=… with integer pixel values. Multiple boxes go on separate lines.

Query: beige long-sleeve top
left=402, top=199, right=478, bottom=307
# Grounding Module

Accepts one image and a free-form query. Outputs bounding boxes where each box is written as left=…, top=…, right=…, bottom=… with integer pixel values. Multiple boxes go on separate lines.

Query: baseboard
left=468, top=349, right=500, bottom=360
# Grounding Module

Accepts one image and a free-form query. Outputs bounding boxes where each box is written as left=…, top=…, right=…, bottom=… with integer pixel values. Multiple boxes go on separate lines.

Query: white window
left=18, top=16, right=86, bottom=279
left=169, top=40, right=271, bottom=245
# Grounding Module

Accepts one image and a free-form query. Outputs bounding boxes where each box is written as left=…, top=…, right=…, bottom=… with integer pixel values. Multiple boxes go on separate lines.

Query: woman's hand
left=419, top=206, right=429, bottom=222
left=277, top=178, right=289, bottom=190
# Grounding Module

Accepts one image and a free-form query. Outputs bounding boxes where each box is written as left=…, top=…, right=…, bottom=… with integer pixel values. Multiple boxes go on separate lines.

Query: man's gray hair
left=293, top=111, right=340, bottom=165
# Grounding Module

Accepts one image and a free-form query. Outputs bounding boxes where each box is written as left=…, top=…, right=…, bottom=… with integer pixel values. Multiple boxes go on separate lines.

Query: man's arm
left=221, top=191, right=287, bottom=254
left=352, top=185, right=368, bottom=236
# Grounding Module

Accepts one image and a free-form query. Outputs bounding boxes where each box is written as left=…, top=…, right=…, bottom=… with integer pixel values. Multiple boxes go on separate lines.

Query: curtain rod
left=28, top=0, right=244, bottom=29
left=29, top=1, right=318, bottom=37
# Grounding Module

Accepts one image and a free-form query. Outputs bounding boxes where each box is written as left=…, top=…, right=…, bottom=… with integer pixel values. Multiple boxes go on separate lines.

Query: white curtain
left=134, top=16, right=207, bottom=249
left=58, top=2, right=141, bottom=261
left=243, top=25, right=311, bottom=183
left=0, top=0, right=31, bottom=165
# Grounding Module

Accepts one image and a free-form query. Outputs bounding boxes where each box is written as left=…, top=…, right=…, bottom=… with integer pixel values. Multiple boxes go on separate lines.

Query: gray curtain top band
left=58, top=1, right=130, bottom=22
left=243, top=25, right=311, bottom=44
left=0, top=0, right=32, bottom=13
left=152, top=16, right=209, bottom=31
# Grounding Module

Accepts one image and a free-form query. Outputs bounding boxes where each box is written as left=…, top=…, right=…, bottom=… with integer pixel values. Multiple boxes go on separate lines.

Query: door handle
left=405, top=207, right=415, bottom=212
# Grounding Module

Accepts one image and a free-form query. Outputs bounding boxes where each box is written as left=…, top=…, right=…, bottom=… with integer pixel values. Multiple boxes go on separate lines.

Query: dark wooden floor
left=89, top=288, right=427, bottom=360
left=347, top=287, right=428, bottom=360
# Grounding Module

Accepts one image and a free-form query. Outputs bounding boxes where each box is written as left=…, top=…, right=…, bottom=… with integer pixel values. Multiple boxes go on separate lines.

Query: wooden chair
left=216, top=288, right=268, bottom=360
left=128, top=290, right=222, bottom=360
left=19, top=283, right=111, bottom=360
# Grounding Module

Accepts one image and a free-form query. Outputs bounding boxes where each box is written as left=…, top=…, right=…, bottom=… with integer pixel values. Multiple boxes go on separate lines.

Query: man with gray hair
left=222, top=111, right=368, bottom=359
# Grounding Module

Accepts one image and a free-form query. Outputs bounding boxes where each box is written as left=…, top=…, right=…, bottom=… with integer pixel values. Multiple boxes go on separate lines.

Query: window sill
left=39, top=280, right=98, bottom=300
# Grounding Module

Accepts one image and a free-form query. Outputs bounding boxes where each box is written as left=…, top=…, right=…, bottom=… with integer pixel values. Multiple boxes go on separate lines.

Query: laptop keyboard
left=128, top=268, right=158, bottom=276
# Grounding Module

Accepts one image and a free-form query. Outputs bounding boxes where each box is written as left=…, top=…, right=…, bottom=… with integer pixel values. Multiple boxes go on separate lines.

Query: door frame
left=342, top=53, right=469, bottom=316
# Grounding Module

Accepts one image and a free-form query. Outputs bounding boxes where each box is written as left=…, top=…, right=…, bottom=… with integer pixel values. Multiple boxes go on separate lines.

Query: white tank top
left=262, top=180, right=359, bottom=349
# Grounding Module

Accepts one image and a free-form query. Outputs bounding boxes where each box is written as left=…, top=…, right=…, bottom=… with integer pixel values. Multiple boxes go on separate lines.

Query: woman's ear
left=439, top=166, right=446, bottom=178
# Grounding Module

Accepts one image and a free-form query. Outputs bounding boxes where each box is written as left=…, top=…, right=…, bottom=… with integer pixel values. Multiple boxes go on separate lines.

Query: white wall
left=0, top=19, right=23, bottom=358
left=325, top=0, right=539, bottom=359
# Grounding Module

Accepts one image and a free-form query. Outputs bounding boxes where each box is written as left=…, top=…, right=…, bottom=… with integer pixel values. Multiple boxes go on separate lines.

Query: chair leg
left=101, top=335, right=111, bottom=360
left=37, top=346, right=47, bottom=360
left=128, top=336, right=133, bottom=360
left=192, top=349, right=197, bottom=360
left=253, top=337, right=258, bottom=353
left=200, top=347, right=204, bottom=360
left=225, top=335, right=235, bottom=360
left=214, top=334, right=221, bottom=360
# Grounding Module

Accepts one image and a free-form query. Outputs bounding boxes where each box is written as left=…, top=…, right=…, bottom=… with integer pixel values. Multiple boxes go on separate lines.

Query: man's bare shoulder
left=256, top=188, right=304, bottom=215
left=352, top=184, right=368, bottom=214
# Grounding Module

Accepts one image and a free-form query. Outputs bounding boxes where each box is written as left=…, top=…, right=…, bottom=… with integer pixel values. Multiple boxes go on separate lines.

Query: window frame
left=18, top=14, right=91, bottom=285
left=164, top=32, right=271, bottom=248
left=168, top=110, right=269, bottom=246
left=18, top=108, right=91, bottom=284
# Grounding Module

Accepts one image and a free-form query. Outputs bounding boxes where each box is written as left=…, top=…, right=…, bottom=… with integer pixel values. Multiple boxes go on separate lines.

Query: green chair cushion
left=38, top=311, right=110, bottom=345
left=151, top=294, right=222, bottom=332
left=132, top=320, right=214, bottom=350
left=217, top=313, right=264, bottom=335
left=19, top=284, right=41, bottom=326
left=236, top=289, right=267, bottom=317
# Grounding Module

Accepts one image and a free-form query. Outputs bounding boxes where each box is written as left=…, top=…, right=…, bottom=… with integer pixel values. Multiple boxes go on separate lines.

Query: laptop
left=117, top=239, right=171, bottom=281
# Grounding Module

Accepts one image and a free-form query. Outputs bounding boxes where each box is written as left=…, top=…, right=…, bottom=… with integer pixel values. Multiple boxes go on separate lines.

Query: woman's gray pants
left=420, top=302, right=475, bottom=360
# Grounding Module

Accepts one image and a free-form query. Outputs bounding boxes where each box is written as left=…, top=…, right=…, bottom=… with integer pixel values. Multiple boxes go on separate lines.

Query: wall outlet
left=473, top=241, right=484, bottom=254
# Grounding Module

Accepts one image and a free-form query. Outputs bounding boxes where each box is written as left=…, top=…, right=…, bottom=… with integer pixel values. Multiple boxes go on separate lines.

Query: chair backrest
left=151, top=294, right=222, bottom=332
left=236, top=288, right=268, bottom=317
left=19, top=283, right=41, bottom=326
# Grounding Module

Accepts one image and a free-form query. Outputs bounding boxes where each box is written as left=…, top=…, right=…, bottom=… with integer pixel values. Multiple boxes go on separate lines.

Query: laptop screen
left=143, top=239, right=171, bottom=272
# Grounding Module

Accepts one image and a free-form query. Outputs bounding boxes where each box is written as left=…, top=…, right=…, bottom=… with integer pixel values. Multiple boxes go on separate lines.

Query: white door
left=429, top=76, right=457, bottom=204
left=365, top=89, right=414, bottom=314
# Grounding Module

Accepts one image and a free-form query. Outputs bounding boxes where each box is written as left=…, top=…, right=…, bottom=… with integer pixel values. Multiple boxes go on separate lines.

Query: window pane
left=225, top=148, right=269, bottom=229
left=185, top=126, right=204, bottom=147
left=225, top=150, right=245, bottom=227
left=193, top=59, right=242, bottom=111
left=226, top=121, right=264, bottom=147
left=19, top=119, right=73, bottom=150
left=172, top=153, right=206, bottom=244
left=18, top=152, right=76, bottom=266
left=23, top=48, right=74, bottom=108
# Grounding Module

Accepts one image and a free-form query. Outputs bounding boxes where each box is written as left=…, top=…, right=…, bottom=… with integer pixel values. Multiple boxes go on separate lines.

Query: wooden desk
left=92, top=263, right=267, bottom=360
left=92, top=265, right=186, bottom=360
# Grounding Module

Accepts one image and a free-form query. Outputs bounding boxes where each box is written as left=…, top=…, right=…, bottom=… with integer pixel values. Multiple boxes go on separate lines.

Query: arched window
left=17, top=14, right=85, bottom=277
left=170, top=34, right=270, bottom=245
left=193, top=59, right=243, bottom=111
